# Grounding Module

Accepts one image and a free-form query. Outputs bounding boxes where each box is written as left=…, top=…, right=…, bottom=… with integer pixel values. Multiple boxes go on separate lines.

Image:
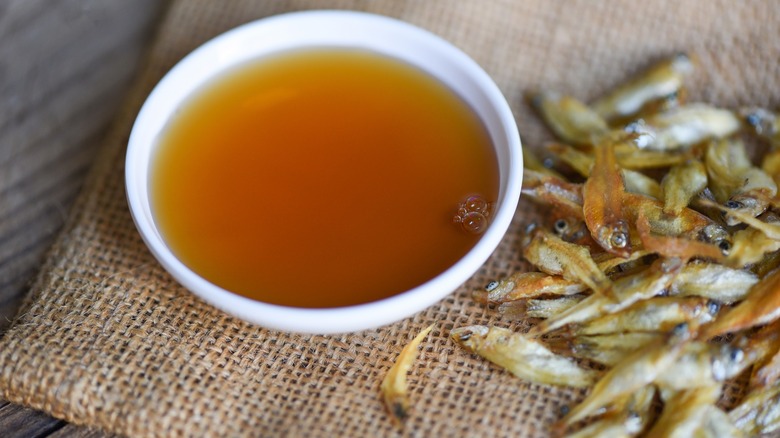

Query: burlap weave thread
left=1, top=1, right=779, bottom=436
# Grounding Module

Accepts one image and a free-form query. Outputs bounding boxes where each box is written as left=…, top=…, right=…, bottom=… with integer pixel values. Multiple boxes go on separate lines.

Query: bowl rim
left=125, top=10, right=523, bottom=334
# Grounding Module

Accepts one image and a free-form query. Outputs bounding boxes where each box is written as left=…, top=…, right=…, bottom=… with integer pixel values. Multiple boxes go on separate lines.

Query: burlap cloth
left=2, top=1, right=779, bottom=436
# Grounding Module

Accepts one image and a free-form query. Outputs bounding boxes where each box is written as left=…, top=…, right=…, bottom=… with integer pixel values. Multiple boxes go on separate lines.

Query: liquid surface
left=151, top=48, right=498, bottom=308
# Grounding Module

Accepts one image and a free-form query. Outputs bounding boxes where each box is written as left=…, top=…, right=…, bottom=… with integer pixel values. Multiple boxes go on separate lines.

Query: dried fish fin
left=381, top=324, right=434, bottom=423
left=451, top=325, right=599, bottom=387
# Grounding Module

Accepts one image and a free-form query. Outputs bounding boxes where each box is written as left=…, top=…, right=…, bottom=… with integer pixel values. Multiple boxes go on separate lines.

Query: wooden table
left=0, top=1, right=167, bottom=436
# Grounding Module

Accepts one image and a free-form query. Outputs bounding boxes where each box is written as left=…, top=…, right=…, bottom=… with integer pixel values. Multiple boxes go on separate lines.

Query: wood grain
left=0, top=0, right=166, bottom=330
left=0, top=0, right=167, bottom=436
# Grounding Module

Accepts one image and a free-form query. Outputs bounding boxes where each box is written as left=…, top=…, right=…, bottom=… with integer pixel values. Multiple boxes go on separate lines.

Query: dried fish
left=729, top=383, right=780, bottom=436
left=668, top=261, right=758, bottom=304
left=725, top=167, right=778, bottom=225
left=552, top=332, right=663, bottom=366
left=704, top=137, right=752, bottom=203
left=704, top=139, right=777, bottom=224
left=662, top=160, right=708, bottom=215
left=451, top=325, right=598, bottom=387
left=700, top=266, right=780, bottom=339
left=646, top=385, right=721, bottom=438
left=626, top=104, right=740, bottom=152
left=762, top=148, right=780, bottom=187
left=573, top=296, right=719, bottom=336
left=740, top=107, right=780, bottom=146
left=622, top=169, right=664, bottom=199
left=522, top=228, right=613, bottom=299
left=484, top=271, right=586, bottom=304
left=560, top=322, right=694, bottom=426
left=593, top=249, right=652, bottom=274
left=622, top=192, right=714, bottom=238
left=636, top=212, right=723, bottom=262
left=522, top=169, right=584, bottom=218
left=499, top=295, right=586, bottom=320
left=381, top=324, right=434, bottom=423
left=613, top=145, right=691, bottom=170
left=694, top=407, right=744, bottom=438
left=522, top=146, right=564, bottom=179
left=655, top=341, right=751, bottom=390
left=529, top=257, right=682, bottom=336
left=727, top=226, right=780, bottom=268
left=592, top=52, right=695, bottom=123
left=583, top=139, right=632, bottom=257
left=550, top=215, right=599, bottom=249
left=566, top=386, right=655, bottom=438
left=529, top=91, right=608, bottom=146
left=746, top=320, right=780, bottom=389
left=546, top=142, right=663, bottom=198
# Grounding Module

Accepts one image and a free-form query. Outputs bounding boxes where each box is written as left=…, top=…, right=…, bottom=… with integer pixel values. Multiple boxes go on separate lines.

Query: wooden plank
left=0, top=0, right=168, bottom=436
left=0, top=0, right=168, bottom=333
left=0, top=403, right=65, bottom=438
left=49, top=424, right=119, bottom=438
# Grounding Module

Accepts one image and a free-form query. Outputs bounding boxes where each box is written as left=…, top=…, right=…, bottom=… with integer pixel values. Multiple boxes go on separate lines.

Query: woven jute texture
left=2, top=1, right=780, bottom=436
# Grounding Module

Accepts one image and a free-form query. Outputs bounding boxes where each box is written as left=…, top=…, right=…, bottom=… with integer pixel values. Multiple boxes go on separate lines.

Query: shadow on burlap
left=1, top=1, right=779, bottom=436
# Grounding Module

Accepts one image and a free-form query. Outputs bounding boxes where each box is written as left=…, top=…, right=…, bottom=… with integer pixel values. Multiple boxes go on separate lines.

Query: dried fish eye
left=543, top=157, right=555, bottom=169
left=706, top=300, right=721, bottom=315
left=745, top=112, right=762, bottom=128
left=718, top=240, right=731, bottom=255
left=553, top=219, right=569, bottom=233
left=559, top=405, right=570, bottom=416
left=671, top=322, right=689, bottom=337
left=729, top=347, right=744, bottom=362
left=725, top=200, right=743, bottom=209
left=485, top=281, right=500, bottom=292
left=610, top=231, right=628, bottom=248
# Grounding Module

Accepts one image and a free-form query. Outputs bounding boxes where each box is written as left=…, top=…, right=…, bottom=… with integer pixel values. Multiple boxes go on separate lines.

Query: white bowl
left=125, top=10, right=523, bottom=334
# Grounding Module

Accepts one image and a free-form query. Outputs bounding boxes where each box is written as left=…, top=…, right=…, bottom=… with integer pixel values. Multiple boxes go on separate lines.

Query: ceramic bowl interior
left=125, top=10, right=523, bottom=334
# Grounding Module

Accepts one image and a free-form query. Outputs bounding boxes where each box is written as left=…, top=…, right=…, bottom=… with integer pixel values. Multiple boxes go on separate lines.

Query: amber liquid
left=151, top=48, right=498, bottom=308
